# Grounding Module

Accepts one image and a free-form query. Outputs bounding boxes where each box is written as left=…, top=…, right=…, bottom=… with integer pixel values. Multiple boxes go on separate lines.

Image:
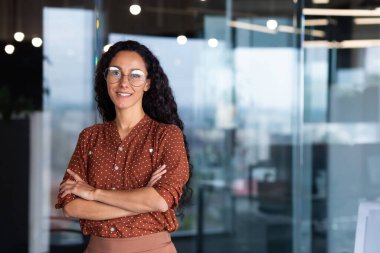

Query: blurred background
left=1, top=0, right=380, bottom=252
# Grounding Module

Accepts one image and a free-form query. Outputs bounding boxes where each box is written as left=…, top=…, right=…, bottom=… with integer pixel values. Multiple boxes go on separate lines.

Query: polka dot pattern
left=55, top=114, right=189, bottom=238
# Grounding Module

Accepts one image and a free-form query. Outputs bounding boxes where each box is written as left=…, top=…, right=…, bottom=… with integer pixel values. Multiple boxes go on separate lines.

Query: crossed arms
left=60, top=165, right=167, bottom=220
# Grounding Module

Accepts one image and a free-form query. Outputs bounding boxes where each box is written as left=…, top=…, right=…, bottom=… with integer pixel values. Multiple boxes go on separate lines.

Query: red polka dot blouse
left=55, top=114, right=190, bottom=238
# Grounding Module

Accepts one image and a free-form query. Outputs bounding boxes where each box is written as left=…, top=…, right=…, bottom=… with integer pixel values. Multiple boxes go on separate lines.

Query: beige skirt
left=84, top=232, right=177, bottom=253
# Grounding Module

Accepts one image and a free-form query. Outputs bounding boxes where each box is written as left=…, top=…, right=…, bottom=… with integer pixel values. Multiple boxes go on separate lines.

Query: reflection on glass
left=304, top=2, right=380, bottom=252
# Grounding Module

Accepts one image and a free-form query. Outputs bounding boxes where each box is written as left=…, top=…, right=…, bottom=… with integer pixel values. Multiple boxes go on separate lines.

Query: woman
left=56, top=40, right=192, bottom=253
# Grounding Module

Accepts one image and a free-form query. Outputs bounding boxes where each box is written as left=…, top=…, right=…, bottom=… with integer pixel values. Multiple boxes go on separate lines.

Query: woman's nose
left=119, top=74, right=130, bottom=87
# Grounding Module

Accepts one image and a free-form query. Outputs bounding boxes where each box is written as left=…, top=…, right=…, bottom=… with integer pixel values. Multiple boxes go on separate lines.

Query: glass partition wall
left=303, top=1, right=380, bottom=253
left=42, top=2, right=96, bottom=253
left=8, top=0, right=380, bottom=252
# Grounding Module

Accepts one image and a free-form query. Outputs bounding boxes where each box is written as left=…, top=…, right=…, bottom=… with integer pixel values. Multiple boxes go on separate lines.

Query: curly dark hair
left=94, top=40, right=192, bottom=216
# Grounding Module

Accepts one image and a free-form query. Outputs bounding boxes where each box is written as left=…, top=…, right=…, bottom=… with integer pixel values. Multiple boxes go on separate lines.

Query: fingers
left=60, top=189, right=71, bottom=198
left=151, top=165, right=167, bottom=180
left=59, top=180, right=76, bottom=196
left=152, top=164, right=166, bottom=176
left=59, top=180, right=88, bottom=198
left=67, top=169, right=84, bottom=182
left=59, top=181, right=75, bottom=192
left=149, top=175, right=161, bottom=185
left=147, top=165, right=167, bottom=187
left=148, top=178, right=160, bottom=187
left=60, top=185, right=73, bottom=198
left=150, top=169, right=166, bottom=181
left=59, top=180, right=75, bottom=190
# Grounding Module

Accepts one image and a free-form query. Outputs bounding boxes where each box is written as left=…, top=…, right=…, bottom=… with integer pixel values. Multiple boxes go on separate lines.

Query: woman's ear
left=144, top=79, right=151, bottom=92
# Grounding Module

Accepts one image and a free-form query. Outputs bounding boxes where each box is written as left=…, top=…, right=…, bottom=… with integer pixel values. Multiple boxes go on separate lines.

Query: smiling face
left=106, top=51, right=150, bottom=113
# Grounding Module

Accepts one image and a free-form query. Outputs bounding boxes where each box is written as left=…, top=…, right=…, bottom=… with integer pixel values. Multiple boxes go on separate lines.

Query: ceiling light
left=305, top=29, right=325, bottom=37
left=229, top=21, right=325, bottom=38
left=103, top=44, right=113, bottom=52
left=130, top=4, right=141, bottom=15
left=208, top=38, right=218, bottom=48
left=305, top=19, right=329, bottom=26
left=354, top=18, right=380, bottom=25
left=312, top=0, right=329, bottom=4
left=5, top=44, right=15, bottom=54
left=14, top=32, right=25, bottom=42
left=266, top=19, right=278, bottom=30
left=31, top=37, right=43, bottom=47
left=303, top=8, right=380, bottom=17
left=340, top=39, right=380, bottom=48
left=277, top=25, right=325, bottom=37
left=177, top=35, right=187, bottom=45
left=303, top=41, right=336, bottom=48
left=304, top=39, right=380, bottom=48
left=229, top=21, right=276, bottom=34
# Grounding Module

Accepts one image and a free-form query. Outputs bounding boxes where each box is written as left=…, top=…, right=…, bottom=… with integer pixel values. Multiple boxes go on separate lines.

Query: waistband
left=85, top=231, right=173, bottom=253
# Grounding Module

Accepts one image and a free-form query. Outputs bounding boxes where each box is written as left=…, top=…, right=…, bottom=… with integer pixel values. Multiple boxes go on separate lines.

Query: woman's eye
left=110, top=70, right=121, bottom=77
left=131, top=73, right=142, bottom=79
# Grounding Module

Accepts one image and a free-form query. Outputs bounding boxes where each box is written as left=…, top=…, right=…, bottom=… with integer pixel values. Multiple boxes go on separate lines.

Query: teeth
left=117, top=92, right=131, bottom=97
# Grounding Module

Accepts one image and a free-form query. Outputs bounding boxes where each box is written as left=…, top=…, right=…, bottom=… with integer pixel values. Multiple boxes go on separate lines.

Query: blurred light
left=230, top=21, right=325, bottom=38
left=305, top=19, right=329, bottom=26
left=266, top=19, right=278, bottom=30
left=96, top=19, right=100, bottom=29
left=312, top=0, right=329, bottom=4
left=354, top=18, right=380, bottom=25
left=278, top=25, right=325, bottom=37
left=229, top=21, right=276, bottom=34
left=103, top=43, right=113, bottom=52
left=31, top=37, right=43, bottom=47
left=177, top=35, right=187, bottom=45
left=130, top=4, right=141, bottom=15
left=14, top=32, right=25, bottom=42
left=305, top=29, right=325, bottom=37
left=304, top=41, right=335, bottom=48
left=304, top=39, right=380, bottom=48
left=208, top=38, right=218, bottom=48
left=303, top=8, right=380, bottom=16
left=340, top=39, right=380, bottom=48
left=200, top=0, right=206, bottom=1
left=5, top=44, right=15, bottom=54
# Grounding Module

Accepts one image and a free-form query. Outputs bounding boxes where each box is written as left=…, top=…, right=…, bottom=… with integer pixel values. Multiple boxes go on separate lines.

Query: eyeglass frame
left=103, top=66, right=148, bottom=87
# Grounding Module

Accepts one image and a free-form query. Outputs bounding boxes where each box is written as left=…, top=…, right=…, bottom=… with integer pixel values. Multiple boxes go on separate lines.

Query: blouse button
left=118, top=147, right=123, bottom=151
left=114, top=165, right=119, bottom=171
left=110, top=227, right=115, bottom=232
left=88, top=151, right=92, bottom=155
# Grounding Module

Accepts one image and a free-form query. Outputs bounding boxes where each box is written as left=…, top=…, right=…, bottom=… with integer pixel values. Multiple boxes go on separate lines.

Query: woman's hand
left=59, top=169, right=96, bottom=201
left=147, top=164, right=166, bottom=187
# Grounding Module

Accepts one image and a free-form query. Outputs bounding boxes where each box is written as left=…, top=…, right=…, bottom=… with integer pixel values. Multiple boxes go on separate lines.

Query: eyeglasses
left=103, top=66, right=147, bottom=86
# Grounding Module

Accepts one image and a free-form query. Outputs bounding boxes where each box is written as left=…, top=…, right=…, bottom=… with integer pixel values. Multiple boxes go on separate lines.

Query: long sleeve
left=153, top=125, right=189, bottom=209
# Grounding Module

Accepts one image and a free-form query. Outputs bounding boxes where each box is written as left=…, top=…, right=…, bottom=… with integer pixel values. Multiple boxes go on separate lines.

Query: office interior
left=1, top=0, right=380, bottom=252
